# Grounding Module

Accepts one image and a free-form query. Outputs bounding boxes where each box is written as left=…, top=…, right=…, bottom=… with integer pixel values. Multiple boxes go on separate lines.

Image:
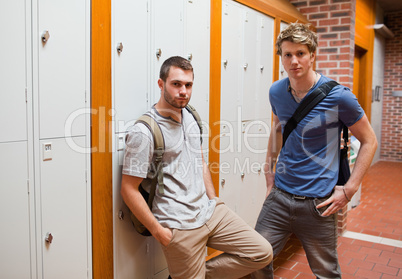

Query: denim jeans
left=251, top=187, right=341, bottom=279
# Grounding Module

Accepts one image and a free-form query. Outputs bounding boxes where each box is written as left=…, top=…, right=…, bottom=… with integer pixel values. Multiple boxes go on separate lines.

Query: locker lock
left=41, top=30, right=50, bottom=43
left=187, top=53, right=193, bottom=61
left=243, top=63, right=248, bottom=70
left=45, top=232, right=53, bottom=244
left=156, top=48, right=162, bottom=59
left=260, top=65, right=264, bottom=73
left=241, top=173, right=245, bottom=179
left=223, top=60, right=228, bottom=68
left=116, top=42, right=123, bottom=53
left=118, top=210, right=125, bottom=220
left=221, top=178, right=225, bottom=186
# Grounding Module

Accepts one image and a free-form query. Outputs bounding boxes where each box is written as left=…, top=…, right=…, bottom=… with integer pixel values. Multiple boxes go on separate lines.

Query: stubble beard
left=163, top=88, right=189, bottom=110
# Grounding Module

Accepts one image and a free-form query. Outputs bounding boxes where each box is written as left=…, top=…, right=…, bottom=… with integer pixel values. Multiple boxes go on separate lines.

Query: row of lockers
left=112, top=0, right=211, bottom=277
left=112, top=0, right=282, bottom=278
left=0, top=0, right=91, bottom=278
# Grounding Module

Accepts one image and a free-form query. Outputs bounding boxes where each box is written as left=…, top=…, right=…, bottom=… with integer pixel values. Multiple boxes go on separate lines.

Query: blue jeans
left=251, top=187, right=341, bottom=279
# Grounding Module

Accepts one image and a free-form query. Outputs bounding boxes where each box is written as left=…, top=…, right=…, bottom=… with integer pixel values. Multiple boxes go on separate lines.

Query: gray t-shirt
left=122, top=107, right=216, bottom=229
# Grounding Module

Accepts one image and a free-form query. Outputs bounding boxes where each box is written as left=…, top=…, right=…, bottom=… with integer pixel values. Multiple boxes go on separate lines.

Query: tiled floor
left=247, top=161, right=402, bottom=279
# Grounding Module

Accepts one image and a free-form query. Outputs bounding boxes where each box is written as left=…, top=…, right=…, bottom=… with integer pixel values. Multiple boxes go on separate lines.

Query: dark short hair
left=159, top=56, right=194, bottom=82
left=276, top=23, right=318, bottom=56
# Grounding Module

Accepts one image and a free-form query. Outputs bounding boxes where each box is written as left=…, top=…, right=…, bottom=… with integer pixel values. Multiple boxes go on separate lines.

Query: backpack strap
left=282, top=80, right=339, bottom=147
left=135, top=105, right=203, bottom=197
left=136, top=114, right=165, bottom=195
left=185, top=104, right=203, bottom=144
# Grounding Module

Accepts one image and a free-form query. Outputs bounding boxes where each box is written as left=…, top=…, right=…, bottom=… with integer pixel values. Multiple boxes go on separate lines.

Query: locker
left=220, top=0, right=274, bottom=228
left=112, top=1, right=211, bottom=277
left=221, top=0, right=243, bottom=122
left=255, top=15, right=274, bottom=120
left=151, top=0, right=184, bottom=105
left=113, top=0, right=149, bottom=133
left=239, top=120, right=269, bottom=227
left=39, top=137, right=89, bottom=279
left=185, top=0, right=211, bottom=156
left=113, top=134, right=151, bottom=279
left=0, top=0, right=28, bottom=142
left=38, top=0, right=87, bottom=139
left=185, top=0, right=211, bottom=124
left=0, top=142, right=32, bottom=279
left=242, top=9, right=259, bottom=121
left=219, top=121, right=241, bottom=212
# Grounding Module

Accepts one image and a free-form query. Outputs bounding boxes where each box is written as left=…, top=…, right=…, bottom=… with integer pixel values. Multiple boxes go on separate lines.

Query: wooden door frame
left=91, top=0, right=113, bottom=278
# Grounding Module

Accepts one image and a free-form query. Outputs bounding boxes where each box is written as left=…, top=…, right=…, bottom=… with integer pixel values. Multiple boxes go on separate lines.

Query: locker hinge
left=85, top=170, right=88, bottom=183
left=27, top=180, right=30, bottom=194
left=25, top=88, right=28, bottom=103
left=85, top=90, right=87, bottom=103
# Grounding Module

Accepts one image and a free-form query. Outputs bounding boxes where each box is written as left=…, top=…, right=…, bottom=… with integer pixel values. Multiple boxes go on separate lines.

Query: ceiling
left=376, top=0, right=402, bottom=12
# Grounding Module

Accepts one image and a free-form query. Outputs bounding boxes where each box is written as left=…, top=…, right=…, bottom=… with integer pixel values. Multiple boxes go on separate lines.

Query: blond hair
left=276, top=23, right=318, bottom=56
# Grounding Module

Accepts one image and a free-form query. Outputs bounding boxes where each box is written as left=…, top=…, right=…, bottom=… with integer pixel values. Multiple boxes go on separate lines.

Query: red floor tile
left=268, top=161, right=402, bottom=279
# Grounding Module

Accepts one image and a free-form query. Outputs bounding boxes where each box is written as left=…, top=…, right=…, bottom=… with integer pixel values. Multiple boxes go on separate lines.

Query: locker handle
left=41, top=30, right=50, bottom=43
left=223, top=60, right=228, bottom=68
left=116, top=42, right=123, bottom=53
left=45, top=232, right=53, bottom=244
left=156, top=48, right=162, bottom=59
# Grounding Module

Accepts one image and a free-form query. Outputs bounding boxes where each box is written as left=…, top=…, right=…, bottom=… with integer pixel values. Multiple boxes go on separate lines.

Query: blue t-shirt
left=270, top=75, right=364, bottom=197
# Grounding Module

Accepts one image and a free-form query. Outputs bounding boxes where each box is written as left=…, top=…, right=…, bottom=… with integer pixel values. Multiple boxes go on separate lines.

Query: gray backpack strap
left=136, top=114, right=165, bottom=195
left=185, top=104, right=203, bottom=144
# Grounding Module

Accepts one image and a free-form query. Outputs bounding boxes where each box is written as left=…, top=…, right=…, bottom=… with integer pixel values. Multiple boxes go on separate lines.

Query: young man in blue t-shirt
left=251, top=23, right=377, bottom=279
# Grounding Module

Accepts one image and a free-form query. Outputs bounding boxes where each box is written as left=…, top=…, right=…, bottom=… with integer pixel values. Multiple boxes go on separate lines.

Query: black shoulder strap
left=185, top=104, right=203, bottom=144
left=282, top=80, right=339, bottom=147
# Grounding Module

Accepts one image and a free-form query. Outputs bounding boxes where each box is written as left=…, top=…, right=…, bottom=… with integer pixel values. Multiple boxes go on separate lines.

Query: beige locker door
left=151, top=0, right=184, bottom=105
left=219, top=121, right=241, bottom=212
left=112, top=0, right=152, bottom=278
left=241, top=8, right=258, bottom=122
left=0, top=0, right=28, bottom=143
left=0, top=142, right=32, bottom=279
left=221, top=0, right=243, bottom=123
left=185, top=0, right=210, bottom=125
left=38, top=0, right=87, bottom=139
left=113, top=0, right=149, bottom=133
left=185, top=0, right=211, bottom=157
left=40, top=138, right=89, bottom=279
left=256, top=15, right=274, bottom=121
left=113, top=138, right=151, bottom=279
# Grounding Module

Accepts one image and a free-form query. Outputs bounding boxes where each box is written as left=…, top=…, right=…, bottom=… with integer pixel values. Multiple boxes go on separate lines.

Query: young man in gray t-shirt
left=121, top=56, right=272, bottom=279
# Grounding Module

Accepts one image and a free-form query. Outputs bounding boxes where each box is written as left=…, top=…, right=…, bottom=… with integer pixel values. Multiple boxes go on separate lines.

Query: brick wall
left=289, top=0, right=356, bottom=89
left=381, top=11, right=402, bottom=162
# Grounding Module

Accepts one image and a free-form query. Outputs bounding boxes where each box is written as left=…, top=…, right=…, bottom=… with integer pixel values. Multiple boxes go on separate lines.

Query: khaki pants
left=162, top=198, right=273, bottom=279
